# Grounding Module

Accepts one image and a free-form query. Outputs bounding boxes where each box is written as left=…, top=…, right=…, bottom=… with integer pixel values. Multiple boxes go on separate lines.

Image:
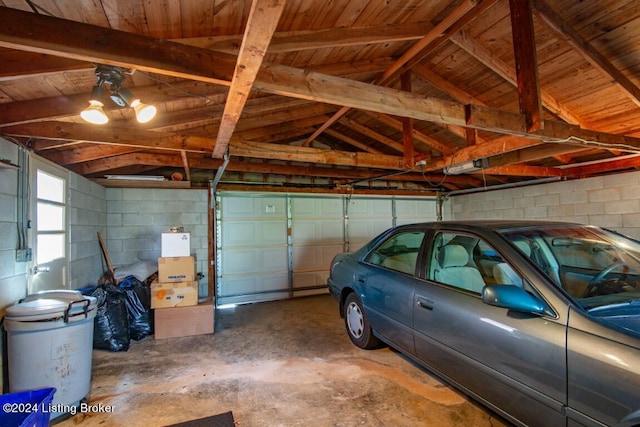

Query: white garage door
left=215, top=192, right=437, bottom=306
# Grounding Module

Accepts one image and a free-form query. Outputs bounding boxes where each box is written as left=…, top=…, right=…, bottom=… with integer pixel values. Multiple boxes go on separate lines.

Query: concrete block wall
left=68, top=173, right=108, bottom=290
left=447, top=171, right=640, bottom=239
left=105, top=188, right=209, bottom=296
left=0, top=139, right=27, bottom=316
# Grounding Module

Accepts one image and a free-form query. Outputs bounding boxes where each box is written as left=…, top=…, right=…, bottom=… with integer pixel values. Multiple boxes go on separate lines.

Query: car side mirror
left=482, top=285, right=546, bottom=315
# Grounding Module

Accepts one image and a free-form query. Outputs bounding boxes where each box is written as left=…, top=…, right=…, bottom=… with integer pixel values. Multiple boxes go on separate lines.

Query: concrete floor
left=55, top=294, right=510, bottom=427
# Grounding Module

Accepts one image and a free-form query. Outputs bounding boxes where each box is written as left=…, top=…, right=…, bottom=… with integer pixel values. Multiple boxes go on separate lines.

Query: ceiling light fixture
left=443, top=158, right=489, bottom=175
left=81, top=64, right=157, bottom=125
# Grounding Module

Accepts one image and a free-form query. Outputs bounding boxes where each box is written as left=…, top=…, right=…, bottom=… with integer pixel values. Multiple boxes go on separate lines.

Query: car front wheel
left=343, top=293, right=382, bottom=349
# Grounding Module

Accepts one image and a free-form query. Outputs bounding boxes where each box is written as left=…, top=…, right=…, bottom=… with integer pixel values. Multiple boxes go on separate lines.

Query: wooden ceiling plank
left=378, top=0, right=480, bottom=85
left=450, top=30, right=584, bottom=126
left=364, top=111, right=456, bottom=154
left=213, top=0, right=287, bottom=158
left=413, top=63, right=487, bottom=106
left=235, top=114, right=332, bottom=140
left=324, top=128, right=383, bottom=154
left=508, top=0, right=543, bottom=132
left=533, top=0, right=640, bottom=107
left=338, top=117, right=404, bottom=154
left=181, top=20, right=431, bottom=53
left=301, top=0, right=483, bottom=148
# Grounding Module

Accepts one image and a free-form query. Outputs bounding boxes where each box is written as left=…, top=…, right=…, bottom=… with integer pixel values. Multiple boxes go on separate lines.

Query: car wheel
left=343, top=293, right=381, bottom=349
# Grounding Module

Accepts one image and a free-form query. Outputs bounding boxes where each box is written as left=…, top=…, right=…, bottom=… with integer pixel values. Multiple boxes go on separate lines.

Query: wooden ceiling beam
left=213, top=0, right=286, bottom=158
left=562, top=155, right=640, bottom=177
left=181, top=151, right=191, bottom=182
left=481, top=164, right=562, bottom=177
left=509, top=0, right=543, bottom=132
left=71, top=152, right=186, bottom=175
left=0, top=7, right=237, bottom=85
left=38, top=144, right=142, bottom=165
left=230, top=139, right=405, bottom=170
left=0, top=50, right=90, bottom=81
left=401, top=71, right=415, bottom=167
left=1, top=121, right=212, bottom=153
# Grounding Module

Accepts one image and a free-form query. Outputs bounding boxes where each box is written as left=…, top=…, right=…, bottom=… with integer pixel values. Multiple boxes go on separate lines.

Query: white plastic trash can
left=4, top=290, right=97, bottom=419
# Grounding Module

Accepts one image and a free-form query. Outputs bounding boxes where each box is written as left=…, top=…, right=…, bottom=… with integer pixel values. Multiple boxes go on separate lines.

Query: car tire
left=343, top=293, right=382, bottom=349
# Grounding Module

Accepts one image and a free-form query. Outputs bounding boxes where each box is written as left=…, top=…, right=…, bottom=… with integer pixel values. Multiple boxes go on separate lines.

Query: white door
left=29, top=157, right=69, bottom=293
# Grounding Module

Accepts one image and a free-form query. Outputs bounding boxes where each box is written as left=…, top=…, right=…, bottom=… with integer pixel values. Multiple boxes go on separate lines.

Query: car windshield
left=499, top=225, right=640, bottom=310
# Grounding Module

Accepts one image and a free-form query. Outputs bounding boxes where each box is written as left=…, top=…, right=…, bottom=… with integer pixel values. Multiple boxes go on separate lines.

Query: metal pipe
left=444, top=177, right=562, bottom=197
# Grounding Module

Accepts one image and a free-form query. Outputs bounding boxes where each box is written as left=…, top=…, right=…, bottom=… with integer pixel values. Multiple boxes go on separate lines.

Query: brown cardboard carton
left=157, top=256, right=196, bottom=282
left=150, top=280, right=198, bottom=308
left=154, top=300, right=215, bottom=339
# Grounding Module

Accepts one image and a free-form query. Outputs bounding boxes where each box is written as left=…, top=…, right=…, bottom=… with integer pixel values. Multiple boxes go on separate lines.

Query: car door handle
left=357, top=275, right=366, bottom=283
left=416, top=297, right=434, bottom=310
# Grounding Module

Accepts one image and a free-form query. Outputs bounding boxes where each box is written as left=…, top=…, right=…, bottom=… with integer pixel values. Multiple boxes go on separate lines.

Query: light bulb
left=80, top=100, right=109, bottom=124
left=131, top=99, right=157, bottom=123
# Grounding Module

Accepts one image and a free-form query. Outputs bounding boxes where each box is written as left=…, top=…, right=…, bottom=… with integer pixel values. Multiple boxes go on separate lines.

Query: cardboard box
left=161, top=232, right=190, bottom=257
left=158, top=256, right=196, bottom=282
left=154, top=300, right=215, bottom=339
left=150, top=280, right=198, bottom=308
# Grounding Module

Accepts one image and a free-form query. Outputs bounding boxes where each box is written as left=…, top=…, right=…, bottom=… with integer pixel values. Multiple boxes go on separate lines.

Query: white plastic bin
left=4, top=290, right=97, bottom=419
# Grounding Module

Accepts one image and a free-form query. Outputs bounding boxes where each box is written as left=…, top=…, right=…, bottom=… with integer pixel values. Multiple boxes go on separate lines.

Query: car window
left=365, top=230, right=425, bottom=275
left=427, top=232, right=525, bottom=292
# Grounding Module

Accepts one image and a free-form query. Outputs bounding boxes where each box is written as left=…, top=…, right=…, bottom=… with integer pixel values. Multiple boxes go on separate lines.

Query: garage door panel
left=293, top=271, right=329, bottom=288
left=221, top=220, right=287, bottom=246
left=292, top=198, right=342, bottom=217
left=222, top=196, right=286, bottom=218
left=348, top=219, right=393, bottom=242
left=291, top=220, right=343, bottom=243
left=395, top=199, right=437, bottom=224
left=348, top=199, right=391, bottom=217
left=218, top=273, right=289, bottom=305
left=292, top=244, right=343, bottom=270
left=220, top=247, right=288, bottom=275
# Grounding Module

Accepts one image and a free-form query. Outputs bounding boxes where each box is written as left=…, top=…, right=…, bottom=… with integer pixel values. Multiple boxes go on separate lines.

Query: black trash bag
left=118, top=275, right=153, bottom=341
left=88, top=284, right=130, bottom=352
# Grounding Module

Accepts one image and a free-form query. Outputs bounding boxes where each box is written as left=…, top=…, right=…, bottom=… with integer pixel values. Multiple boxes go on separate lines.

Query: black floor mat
left=165, top=411, right=235, bottom=427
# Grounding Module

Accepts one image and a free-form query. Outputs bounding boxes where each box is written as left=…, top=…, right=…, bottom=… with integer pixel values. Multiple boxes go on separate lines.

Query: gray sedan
left=328, top=220, right=640, bottom=427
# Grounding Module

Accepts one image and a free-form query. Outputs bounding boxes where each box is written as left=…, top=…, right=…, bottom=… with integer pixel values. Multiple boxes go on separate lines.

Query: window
left=36, top=170, right=66, bottom=264
left=365, top=231, right=425, bottom=275
left=428, top=232, right=524, bottom=293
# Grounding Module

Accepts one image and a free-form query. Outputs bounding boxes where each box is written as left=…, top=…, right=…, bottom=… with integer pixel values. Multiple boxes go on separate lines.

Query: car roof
left=396, top=220, right=586, bottom=232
